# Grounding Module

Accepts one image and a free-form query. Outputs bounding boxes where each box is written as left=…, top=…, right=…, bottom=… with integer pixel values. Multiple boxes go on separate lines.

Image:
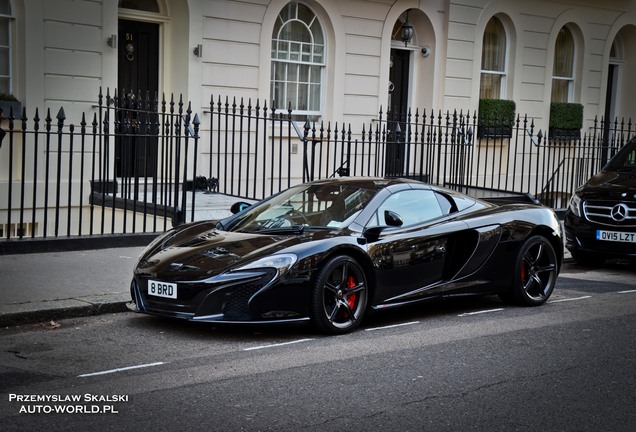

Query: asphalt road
left=1, top=261, right=635, bottom=432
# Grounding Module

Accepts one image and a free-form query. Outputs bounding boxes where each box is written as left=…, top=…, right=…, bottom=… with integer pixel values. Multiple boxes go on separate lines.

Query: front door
left=386, top=49, right=410, bottom=176
left=388, top=49, right=410, bottom=116
left=116, top=19, right=160, bottom=178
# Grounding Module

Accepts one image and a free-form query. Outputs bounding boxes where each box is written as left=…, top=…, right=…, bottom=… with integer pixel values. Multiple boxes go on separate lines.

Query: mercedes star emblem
left=610, top=203, right=628, bottom=221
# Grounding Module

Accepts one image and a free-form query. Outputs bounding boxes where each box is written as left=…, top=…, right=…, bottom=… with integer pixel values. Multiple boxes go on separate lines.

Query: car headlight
left=568, top=194, right=582, bottom=217
left=233, top=253, right=298, bottom=279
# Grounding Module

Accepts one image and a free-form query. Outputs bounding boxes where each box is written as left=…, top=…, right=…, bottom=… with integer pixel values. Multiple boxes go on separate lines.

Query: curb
left=0, top=301, right=130, bottom=328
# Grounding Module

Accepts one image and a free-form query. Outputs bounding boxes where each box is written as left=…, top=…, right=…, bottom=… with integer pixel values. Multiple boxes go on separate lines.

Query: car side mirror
left=362, top=211, right=403, bottom=242
left=384, top=210, right=403, bottom=227
left=230, top=202, right=252, bottom=214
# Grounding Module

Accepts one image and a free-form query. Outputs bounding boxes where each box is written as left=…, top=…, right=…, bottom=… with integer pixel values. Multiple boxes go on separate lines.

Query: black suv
left=564, top=137, right=636, bottom=266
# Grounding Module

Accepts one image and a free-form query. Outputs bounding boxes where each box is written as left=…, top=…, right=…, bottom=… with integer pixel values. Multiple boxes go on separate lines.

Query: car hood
left=579, top=170, right=636, bottom=199
left=135, top=226, right=332, bottom=279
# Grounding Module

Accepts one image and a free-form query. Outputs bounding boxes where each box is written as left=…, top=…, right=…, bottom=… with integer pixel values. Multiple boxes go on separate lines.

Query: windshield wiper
left=255, top=225, right=306, bottom=235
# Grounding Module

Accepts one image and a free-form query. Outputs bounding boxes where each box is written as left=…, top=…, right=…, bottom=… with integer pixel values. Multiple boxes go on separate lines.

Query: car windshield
left=225, top=183, right=378, bottom=233
left=605, top=140, right=636, bottom=172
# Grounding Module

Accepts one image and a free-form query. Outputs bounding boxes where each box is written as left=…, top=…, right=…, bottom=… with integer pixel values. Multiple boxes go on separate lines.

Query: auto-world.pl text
left=9, top=394, right=127, bottom=414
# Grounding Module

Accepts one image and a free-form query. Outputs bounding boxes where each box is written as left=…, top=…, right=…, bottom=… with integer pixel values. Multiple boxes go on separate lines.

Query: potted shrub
left=478, top=98, right=516, bottom=138
left=0, top=94, right=21, bottom=149
left=549, top=102, right=583, bottom=140
left=0, top=93, right=21, bottom=118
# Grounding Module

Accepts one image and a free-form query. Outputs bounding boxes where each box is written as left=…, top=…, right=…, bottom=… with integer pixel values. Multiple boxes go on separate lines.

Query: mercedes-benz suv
left=564, top=137, right=636, bottom=266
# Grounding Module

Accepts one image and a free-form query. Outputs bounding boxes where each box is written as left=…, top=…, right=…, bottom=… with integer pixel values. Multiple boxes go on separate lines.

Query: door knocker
left=126, top=43, right=135, bottom=61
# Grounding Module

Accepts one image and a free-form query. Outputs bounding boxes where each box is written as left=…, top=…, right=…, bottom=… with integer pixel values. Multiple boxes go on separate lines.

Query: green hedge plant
left=478, top=98, right=516, bottom=138
left=549, top=102, right=583, bottom=140
left=0, top=93, right=18, bottom=101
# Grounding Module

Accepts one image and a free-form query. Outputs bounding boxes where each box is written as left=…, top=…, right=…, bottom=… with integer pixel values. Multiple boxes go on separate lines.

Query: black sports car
left=129, top=178, right=563, bottom=334
left=564, top=137, right=636, bottom=266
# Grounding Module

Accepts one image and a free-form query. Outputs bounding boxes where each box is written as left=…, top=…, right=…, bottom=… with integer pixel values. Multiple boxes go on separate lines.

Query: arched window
left=0, top=0, right=13, bottom=94
left=551, top=27, right=575, bottom=102
left=480, top=17, right=507, bottom=99
left=610, top=37, right=623, bottom=61
left=271, top=2, right=324, bottom=119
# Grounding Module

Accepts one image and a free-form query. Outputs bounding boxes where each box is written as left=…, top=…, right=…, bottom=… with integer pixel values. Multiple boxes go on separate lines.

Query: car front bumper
left=564, top=213, right=636, bottom=258
left=129, top=272, right=312, bottom=324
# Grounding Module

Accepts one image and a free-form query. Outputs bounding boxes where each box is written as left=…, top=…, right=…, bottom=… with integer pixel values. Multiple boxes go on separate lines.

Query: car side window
left=434, top=192, right=455, bottom=214
left=371, top=189, right=444, bottom=227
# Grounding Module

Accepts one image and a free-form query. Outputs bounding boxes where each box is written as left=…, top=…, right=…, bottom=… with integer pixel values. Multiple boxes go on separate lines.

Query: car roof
left=308, top=176, right=426, bottom=190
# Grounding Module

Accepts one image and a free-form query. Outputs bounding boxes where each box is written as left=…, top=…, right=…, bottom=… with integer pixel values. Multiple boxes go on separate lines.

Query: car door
left=365, top=188, right=468, bottom=304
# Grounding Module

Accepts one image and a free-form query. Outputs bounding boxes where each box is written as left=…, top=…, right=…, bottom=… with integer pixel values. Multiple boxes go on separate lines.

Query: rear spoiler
left=444, top=184, right=542, bottom=206
left=481, top=194, right=541, bottom=205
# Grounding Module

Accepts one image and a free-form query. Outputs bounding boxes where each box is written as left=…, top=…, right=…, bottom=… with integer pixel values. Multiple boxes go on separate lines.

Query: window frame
left=551, top=26, right=576, bottom=103
left=270, top=1, right=325, bottom=120
left=0, top=0, right=14, bottom=95
left=480, top=16, right=508, bottom=99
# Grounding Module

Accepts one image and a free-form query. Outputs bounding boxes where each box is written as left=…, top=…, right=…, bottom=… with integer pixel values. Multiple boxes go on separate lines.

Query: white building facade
left=1, top=0, right=635, bottom=240
left=7, top=0, right=635, bottom=130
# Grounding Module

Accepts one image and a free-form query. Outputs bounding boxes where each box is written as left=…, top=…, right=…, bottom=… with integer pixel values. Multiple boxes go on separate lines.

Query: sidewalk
left=0, top=191, right=247, bottom=328
left=0, top=246, right=145, bottom=327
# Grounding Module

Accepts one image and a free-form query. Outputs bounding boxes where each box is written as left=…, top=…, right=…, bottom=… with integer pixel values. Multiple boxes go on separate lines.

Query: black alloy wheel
left=311, top=255, right=368, bottom=334
left=511, top=235, right=558, bottom=305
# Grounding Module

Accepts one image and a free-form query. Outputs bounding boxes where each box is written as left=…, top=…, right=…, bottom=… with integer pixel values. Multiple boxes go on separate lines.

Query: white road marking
left=244, top=339, right=314, bottom=351
left=458, top=308, right=504, bottom=317
left=618, top=290, right=636, bottom=294
left=548, top=295, right=592, bottom=303
left=78, top=362, right=166, bottom=378
left=365, top=321, right=420, bottom=331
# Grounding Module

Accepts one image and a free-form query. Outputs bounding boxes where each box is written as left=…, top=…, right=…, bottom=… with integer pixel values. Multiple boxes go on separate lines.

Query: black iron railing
left=1, top=90, right=633, bottom=249
left=299, top=108, right=632, bottom=208
left=0, top=88, right=199, bottom=243
left=207, top=97, right=299, bottom=200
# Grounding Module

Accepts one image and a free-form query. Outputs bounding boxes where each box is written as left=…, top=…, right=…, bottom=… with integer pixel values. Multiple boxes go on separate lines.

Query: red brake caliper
left=346, top=275, right=357, bottom=310
left=521, top=260, right=527, bottom=284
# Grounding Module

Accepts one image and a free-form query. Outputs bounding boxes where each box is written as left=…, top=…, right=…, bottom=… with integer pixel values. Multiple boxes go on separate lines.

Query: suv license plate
left=596, top=230, right=636, bottom=243
left=148, top=280, right=178, bottom=299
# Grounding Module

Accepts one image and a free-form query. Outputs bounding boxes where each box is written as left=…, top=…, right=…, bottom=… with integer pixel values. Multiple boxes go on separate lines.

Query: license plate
left=596, top=230, right=636, bottom=243
left=148, top=280, right=178, bottom=299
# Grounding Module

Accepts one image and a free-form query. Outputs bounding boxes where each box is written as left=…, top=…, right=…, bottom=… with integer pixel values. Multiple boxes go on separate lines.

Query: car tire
left=509, top=235, right=558, bottom=306
left=570, top=249, right=606, bottom=267
left=310, top=255, right=368, bottom=334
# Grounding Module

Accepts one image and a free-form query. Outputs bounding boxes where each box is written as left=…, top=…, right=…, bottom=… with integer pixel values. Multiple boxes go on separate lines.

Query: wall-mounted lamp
left=421, top=46, right=431, bottom=57
left=107, top=35, right=117, bottom=49
left=400, top=10, right=414, bottom=47
left=193, top=44, right=203, bottom=58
